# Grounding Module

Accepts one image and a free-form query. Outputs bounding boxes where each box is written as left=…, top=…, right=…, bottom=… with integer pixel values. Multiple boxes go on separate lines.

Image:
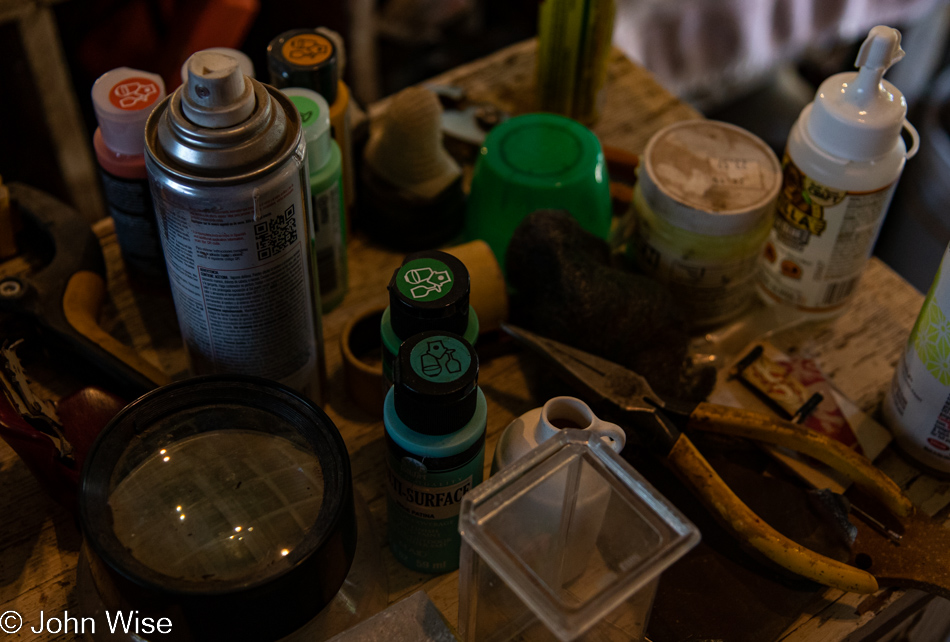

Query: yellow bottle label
left=758, top=152, right=897, bottom=310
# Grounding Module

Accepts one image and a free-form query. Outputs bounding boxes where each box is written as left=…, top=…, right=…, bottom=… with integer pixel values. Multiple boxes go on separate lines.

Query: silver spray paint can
left=145, top=52, right=325, bottom=402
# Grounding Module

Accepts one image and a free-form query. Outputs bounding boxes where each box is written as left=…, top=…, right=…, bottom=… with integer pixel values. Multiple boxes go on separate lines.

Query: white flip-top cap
left=281, top=87, right=332, bottom=171
left=92, top=67, right=166, bottom=155
left=806, top=25, right=907, bottom=161
left=180, top=47, right=255, bottom=85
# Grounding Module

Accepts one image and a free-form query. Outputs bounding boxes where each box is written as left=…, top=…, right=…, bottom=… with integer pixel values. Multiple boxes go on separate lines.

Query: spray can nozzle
left=182, top=51, right=255, bottom=128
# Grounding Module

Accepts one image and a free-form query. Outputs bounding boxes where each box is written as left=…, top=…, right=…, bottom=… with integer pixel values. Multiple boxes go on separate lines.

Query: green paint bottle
left=381, top=250, right=479, bottom=389
left=283, top=87, right=348, bottom=312
left=385, top=331, right=486, bottom=573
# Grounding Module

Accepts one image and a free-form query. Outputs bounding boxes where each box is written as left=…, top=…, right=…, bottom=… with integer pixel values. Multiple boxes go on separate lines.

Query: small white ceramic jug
left=491, top=396, right=625, bottom=474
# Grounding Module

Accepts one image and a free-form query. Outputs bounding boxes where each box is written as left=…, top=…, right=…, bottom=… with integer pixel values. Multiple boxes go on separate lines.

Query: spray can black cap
left=388, top=250, right=470, bottom=341
left=394, top=331, right=478, bottom=435
left=266, top=29, right=339, bottom=103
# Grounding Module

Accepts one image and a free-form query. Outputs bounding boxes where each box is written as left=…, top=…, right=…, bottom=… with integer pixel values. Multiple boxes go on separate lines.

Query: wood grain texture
left=0, top=39, right=938, bottom=642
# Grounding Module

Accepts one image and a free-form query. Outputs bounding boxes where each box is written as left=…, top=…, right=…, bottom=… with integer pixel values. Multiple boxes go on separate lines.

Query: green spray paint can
left=385, top=331, right=486, bottom=573
left=381, top=250, right=479, bottom=390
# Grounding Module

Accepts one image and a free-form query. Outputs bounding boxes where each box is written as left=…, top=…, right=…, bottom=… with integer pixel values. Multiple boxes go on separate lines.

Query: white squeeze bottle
left=757, top=25, right=919, bottom=314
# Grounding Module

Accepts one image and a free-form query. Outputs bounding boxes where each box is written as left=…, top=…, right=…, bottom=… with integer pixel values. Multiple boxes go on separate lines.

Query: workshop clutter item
left=282, top=87, right=348, bottom=313
left=359, top=86, right=466, bottom=250
left=731, top=345, right=862, bottom=450
left=758, top=25, right=919, bottom=314
left=0, top=184, right=167, bottom=399
left=91, top=67, right=167, bottom=284
left=381, top=249, right=479, bottom=390
left=506, top=209, right=714, bottom=403
left=343, top=241, right=504, bottom=415
left=445, top=239, right=508, bottom=333
left=76, top=376, right=377, bottom=642
left=0, top=343, right=126, bottom=510
left=145, top=51, right=326, bottom=403
left=465, top=113, right=611, bottom=274
left=267, top=28, right=356, bottom=222
left=385, top=331, right=487, bottom=573
left=459, top=429, right=699, bottom=642
left=503, top=323, right=916, bottom=594
left=884, top=242, right=950, bottom=476
left=491, top=396, right=625, bottom=474
left=537, top=0, right=615, bottom=125
left=624, top=120, right=781, bottom=327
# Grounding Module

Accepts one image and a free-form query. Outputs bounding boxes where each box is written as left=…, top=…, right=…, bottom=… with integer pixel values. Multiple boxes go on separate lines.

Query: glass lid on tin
left=79, top=376, right=356, bottom=642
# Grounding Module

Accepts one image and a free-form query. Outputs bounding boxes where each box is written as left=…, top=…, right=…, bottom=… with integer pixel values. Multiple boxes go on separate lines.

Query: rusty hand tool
left=502, top=323, right=914, bottom=595
left=0, top=183, right=169, bottom=399
left=0, top=184, right=169, bottom=510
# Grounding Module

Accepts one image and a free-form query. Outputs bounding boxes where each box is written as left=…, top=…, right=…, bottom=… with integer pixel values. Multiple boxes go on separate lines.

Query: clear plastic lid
left=459, top=429, right=700, bottom=641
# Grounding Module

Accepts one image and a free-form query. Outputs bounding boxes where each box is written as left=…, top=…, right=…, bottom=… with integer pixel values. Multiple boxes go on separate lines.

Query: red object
left=0, top=387, right=126, bottom=512
left=93, top=129, right=146, bottom=179
left=79, top=0, right=260, bottom=92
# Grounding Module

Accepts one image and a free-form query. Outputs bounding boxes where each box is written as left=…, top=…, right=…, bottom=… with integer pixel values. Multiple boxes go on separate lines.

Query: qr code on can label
left=255, top=206, right=298, bottom=260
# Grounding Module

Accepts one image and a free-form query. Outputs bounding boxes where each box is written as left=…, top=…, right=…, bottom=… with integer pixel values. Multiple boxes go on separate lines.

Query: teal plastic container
left=464, top=113, right=611, bottom=273
left=384, top=331, right=486, bottom=573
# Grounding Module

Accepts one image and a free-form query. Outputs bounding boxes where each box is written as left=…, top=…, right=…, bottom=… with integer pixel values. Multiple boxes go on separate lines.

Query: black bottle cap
left=266, top=29, right=339, bottom=103
left=394, top=331, right=479, bottom=435
left=388, top=250, right=470, bottom=340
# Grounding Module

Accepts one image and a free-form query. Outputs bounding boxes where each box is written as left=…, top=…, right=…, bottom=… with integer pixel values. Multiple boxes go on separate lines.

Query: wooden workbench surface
left=0, top=39, right=943, bottom=641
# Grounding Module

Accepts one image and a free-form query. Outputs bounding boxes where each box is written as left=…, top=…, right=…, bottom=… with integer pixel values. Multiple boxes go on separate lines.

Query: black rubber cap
left=388, top=250, right=470, bottom=340
left=394, top=331, right=478, bottom=435
left=266, top=29, right=338, bottom=103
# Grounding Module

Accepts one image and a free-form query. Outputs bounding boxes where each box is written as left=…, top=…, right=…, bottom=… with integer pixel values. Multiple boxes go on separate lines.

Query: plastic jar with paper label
left=628, top=120, right=781, bottom=327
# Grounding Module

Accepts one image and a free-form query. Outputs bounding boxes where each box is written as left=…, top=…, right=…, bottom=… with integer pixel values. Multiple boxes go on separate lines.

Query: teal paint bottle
left=381, top=250, right=479, bottom=390
left=385, top=331, right=487, bottom=573
left=283, top=87, right=348, bottom=312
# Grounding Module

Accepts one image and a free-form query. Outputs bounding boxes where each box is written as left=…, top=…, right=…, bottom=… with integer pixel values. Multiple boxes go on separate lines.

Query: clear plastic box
left=458, top=429, right=700, bottom=641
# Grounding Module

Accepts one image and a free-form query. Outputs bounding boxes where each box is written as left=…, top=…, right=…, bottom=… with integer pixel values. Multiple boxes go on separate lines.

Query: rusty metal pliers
left=503, top=324, right=915, bottom=594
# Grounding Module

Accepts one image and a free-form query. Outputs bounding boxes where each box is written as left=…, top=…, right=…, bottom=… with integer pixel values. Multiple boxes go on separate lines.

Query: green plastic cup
left=464, top=113, right=611, bottom=273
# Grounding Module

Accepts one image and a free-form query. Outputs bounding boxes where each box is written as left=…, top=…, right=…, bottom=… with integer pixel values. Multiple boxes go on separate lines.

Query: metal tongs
left=502, top=323, right=915, bottom=594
